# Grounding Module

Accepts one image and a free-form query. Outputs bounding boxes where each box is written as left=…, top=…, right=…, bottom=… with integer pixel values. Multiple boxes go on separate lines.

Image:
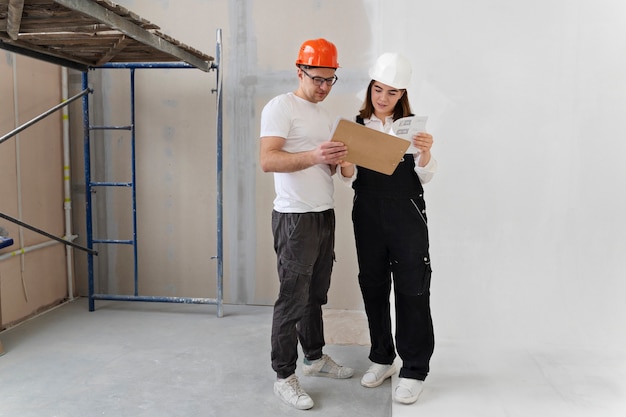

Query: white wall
left=97, top=0, right=626, bottom=349
left=380, top=0, right=626, bottom=349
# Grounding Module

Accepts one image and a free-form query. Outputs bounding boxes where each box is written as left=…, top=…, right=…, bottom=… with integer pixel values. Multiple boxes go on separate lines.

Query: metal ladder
left=82, top=32, right=223, bottom=316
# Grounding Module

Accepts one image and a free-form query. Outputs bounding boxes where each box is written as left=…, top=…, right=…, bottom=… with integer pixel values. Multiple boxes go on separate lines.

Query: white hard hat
left=368, top=52, right=412, bottom=89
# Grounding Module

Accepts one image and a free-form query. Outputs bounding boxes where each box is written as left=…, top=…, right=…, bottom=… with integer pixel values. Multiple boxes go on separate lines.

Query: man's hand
left=315, top=141, right=348, bottom=165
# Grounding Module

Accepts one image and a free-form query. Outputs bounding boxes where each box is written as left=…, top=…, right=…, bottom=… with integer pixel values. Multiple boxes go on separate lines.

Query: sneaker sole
left=394, top=393, right=420, bottom=404
left=302, top=369, right=355, bottom=379
left=393, top=381, right=423, bottom=404
left=360, top=364, right=397, bottom=388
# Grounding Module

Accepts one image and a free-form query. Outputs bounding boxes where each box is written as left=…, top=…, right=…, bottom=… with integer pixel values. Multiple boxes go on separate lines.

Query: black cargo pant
left=270, top=209, right=335, bottom=379
left=352, top=194, right=434, bottom=381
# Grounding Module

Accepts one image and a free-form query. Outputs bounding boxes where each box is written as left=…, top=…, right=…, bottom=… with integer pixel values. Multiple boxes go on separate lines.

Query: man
left=259, top=38, right=354, bottom=410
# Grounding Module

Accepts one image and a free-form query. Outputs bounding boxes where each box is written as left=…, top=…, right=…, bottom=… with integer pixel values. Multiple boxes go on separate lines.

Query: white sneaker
left=360, top=362, right=397, bottom=388
left=302, top=354, right=354, bottom=379
left=394, top=377, right=424, bottom=404
left=274, top=374, right=314, bottom=410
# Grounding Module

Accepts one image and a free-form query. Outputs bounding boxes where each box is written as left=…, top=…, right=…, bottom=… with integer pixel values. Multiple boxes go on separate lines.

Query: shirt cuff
left=414, top=157, right=437, bottom=184
left=336, top=164, right=357, bottom=186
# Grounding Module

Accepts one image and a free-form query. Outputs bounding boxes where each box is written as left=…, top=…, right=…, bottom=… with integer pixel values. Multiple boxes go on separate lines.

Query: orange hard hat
left=295, top=38, right=339, bottom=69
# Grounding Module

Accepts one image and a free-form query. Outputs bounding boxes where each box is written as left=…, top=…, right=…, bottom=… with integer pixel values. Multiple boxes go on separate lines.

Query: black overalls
left=352, top=116, right=435, bottom=381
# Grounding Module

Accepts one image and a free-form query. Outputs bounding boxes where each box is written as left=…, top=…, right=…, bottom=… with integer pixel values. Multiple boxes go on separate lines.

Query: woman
left=340, top=52, right=437, bottom=404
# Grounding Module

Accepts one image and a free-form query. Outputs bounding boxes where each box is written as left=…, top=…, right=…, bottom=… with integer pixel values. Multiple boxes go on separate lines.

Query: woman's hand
left=413, top=132, right=433, bottom=167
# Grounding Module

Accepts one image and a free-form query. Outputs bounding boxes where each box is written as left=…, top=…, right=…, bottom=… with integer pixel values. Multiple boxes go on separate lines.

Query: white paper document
left=391, top=116, right=428, bottom=154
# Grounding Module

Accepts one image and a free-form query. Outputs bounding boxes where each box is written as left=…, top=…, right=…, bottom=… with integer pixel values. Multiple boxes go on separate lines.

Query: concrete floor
left=0, top=299, right=388, bottom=417
left=1, top=298, right=625, bottom=417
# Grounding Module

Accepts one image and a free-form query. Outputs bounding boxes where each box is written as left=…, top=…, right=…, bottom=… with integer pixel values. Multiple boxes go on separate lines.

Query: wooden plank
left=0, top=32, right=92, bottom=66
left=7, top=0, right=24, bottom=40
left=0, top=37, right=89, bottom=71
left=14, top=23, right=110, bottom=33
left=0, top=0, right=54, bottom=4
left=1, top=0, right=213, bottom=69
left=94, top=33, right=129, bottom=65
left=54, top=0, right=211, bottom=70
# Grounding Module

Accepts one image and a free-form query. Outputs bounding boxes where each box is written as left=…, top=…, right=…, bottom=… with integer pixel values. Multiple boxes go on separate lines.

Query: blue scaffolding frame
left=82, top=30, right=224, bottom=317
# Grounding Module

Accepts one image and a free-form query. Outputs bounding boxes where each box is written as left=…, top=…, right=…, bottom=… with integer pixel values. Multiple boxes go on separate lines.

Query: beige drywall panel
left=16, top=58, right=64, bottom=245
left=0, top=52, right=18, bottom=328
left=65, top=61, right=219, bottom=300
left=0, top=247, right=67, bottom=326
left=0, top=53, right=18, bottom=222
left=131, top=69, right=217, bottom=298
left=0, top=53, right=68, bottom=329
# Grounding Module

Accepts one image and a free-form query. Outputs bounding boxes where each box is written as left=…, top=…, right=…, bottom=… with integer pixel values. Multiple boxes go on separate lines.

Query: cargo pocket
left=278, top=256, right=314, bottom=300
left=392, top=254, right=432, bottom=296
left=417, top=255, right=432, bottom=296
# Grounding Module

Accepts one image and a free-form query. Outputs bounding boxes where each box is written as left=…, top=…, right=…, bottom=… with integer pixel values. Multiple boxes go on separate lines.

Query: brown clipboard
left=330, top=118, right=410, bottom=175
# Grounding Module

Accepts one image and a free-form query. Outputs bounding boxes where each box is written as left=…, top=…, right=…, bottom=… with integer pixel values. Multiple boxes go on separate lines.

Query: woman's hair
left=358, top=80, right=412, bottom=121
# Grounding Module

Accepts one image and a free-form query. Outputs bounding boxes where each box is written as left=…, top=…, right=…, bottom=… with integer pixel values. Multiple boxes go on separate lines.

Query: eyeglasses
left=301, top=68, right=338, bottom=86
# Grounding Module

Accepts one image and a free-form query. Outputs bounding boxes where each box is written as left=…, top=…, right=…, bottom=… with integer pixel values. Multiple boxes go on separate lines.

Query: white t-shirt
left=260, top=92, right=335, bottom=213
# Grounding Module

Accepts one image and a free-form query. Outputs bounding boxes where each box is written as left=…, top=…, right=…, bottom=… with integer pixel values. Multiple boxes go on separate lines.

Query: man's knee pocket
left=279, top=257, right=313, bottom=298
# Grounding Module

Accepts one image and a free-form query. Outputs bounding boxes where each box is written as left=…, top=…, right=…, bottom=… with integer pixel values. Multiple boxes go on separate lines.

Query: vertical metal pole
left=82, top=70, right=95, bottom=311
left=215, top=28, right=224, bottom=318
left=130, top=68, right=139, bottom=296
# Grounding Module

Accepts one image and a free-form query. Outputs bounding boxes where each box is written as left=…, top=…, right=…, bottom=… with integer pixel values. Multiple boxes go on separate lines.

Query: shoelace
left=318, top=356, right=337, bottom=373
left=286, top=377, right=306, bottom=396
